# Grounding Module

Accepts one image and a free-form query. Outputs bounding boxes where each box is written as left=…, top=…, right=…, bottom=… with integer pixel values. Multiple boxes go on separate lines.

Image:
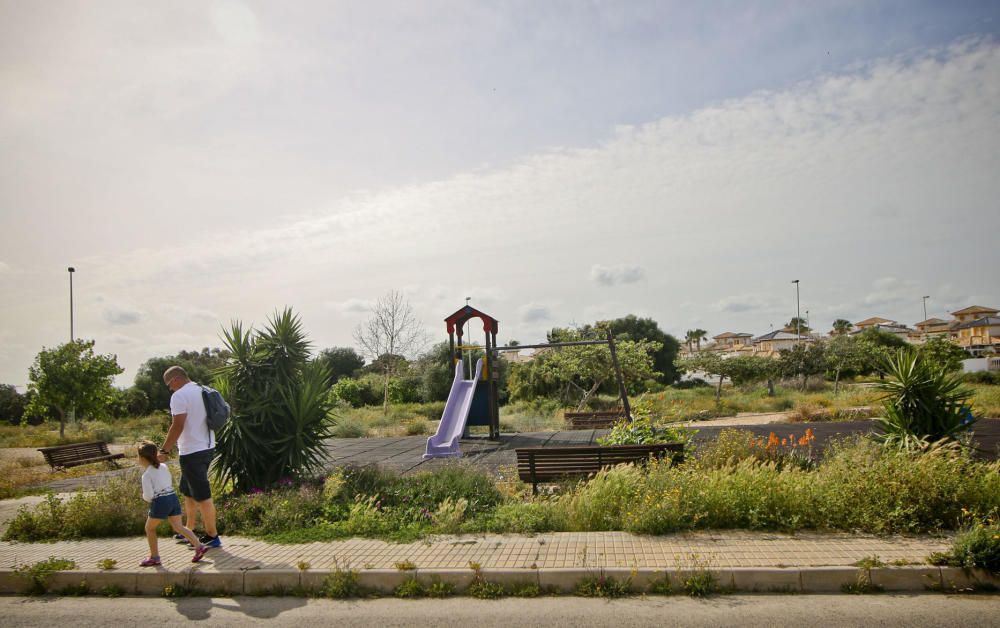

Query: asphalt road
left=2, top=594, right=999, bottom=627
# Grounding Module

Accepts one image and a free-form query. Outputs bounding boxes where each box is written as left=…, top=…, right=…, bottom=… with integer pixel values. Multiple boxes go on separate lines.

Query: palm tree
left=684, top=330, right=697, bottom=352
left=832, top=319, right=853, bottom=336
left=692, top=329, right=708, bottom=351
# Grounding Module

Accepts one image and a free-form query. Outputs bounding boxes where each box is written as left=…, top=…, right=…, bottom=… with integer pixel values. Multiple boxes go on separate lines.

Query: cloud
left=103, top=306, right=145, bottom=326
left=862, top=277, right=922, bottom=310
left=163, top=304, right=219, bottom=324
left=712, top=295, right=774, bottom=313
left=0, top=261, right=10, bottom=274
left=334, top=298, right=374, bottom=314
left=589, top=264, right=646, bottom=287
left=518, top=303, right=552, bottom=323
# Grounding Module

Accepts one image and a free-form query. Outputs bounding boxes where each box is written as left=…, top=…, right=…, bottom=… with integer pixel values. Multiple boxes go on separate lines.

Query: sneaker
left=140, top=557, right=161, bottom=567
left=173, top=533, right=185, bottom=540
left=192, top=544, right=209, bottom=563
left=200, top=534, right=223, bottom=548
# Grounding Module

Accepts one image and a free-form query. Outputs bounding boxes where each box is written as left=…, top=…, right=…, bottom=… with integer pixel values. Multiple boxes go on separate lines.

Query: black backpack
left=200, top=385, right=231, bottom=433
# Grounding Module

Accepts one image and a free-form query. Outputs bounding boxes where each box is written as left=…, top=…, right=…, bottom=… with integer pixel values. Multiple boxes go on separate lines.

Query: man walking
left=159, top=366, right=222, bottom=548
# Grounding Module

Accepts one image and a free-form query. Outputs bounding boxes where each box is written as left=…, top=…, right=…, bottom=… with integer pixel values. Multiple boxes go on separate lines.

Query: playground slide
left=423, top=359, right=483, bottom=459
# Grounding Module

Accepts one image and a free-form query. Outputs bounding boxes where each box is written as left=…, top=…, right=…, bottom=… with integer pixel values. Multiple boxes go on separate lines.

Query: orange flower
left=798, top=435, right=810, bottom=446
left=768, top=432, right=780, bottom=447
left=781, top=438, right=787, bottom=446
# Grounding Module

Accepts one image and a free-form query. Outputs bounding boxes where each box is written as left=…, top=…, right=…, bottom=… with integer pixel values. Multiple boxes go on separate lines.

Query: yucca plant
left=874, top=348, right=974, bottom=453
left=213, top=308, right=335, bottom=493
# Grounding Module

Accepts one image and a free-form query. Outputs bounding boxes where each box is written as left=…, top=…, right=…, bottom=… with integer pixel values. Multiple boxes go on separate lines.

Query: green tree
left=25, top=340, right=123, bottom=437
left=675, top=353, right=775, bottom=401
left=315, top=347, right=365, bottom=383
left=831, top=319, right=853, bottom=336
left=917, top=337, right=968, bottom=373
left=134, top=348, right=231, bottom=411
left=0, top=384, right=28, bottom=426
left=825, top=336, right=866, bottom=394
left=784, top=317, right=811, bottom=335
left=575, top=315, right=681, bottom=384
left=691, top=329, right=708, bottom=351
left=778, top=341, right=827, bottom=390
left=511, top=328, right=659, bottom=410
left=214, top=308, right=335, bottom=493
left=856, top=327, right=908, bottom=377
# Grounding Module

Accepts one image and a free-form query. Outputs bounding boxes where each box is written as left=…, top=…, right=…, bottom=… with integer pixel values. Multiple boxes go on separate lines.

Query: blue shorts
left=149, top=493, right=182, bottom=519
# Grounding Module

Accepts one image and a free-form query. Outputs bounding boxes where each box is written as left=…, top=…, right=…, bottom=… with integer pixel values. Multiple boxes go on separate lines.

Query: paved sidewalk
left=1, top=530, right=949, bottom=572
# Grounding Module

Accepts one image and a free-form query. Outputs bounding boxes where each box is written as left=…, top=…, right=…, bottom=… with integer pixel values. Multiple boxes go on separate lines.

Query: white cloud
left=163, top=304, right=220, bottom=324
left=103, top=306, right=146, bottom=326
left=712, top=294, right=774, bottom=313
left=862, top=277, right=922, bottom=310
left=334, top=299, right=374, bottom=315
left=518, top=303, right=552, bottom=323
left=0, top=261, right=10, bottom=275
left=589, top=264, right=646, bottom=287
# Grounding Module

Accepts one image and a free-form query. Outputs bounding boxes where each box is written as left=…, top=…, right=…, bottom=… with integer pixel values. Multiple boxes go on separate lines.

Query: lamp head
left=67, top=267, right=75, bottom=273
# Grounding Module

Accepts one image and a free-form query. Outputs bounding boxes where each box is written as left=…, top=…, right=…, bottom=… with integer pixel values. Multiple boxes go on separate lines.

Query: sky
left=1, top=1, right=999, bottom=388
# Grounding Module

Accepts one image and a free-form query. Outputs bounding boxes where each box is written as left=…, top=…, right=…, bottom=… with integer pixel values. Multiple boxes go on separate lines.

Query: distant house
left=951, top=305, right=1000, bottom=324
left=854, top=316, right=897, bottom=331
left=711, top=332, right=754, bottom=350
left=752, top=330, right=801, bottom=356
left=955, top=316, right=1000, bottom=356
left=914, top=317, right=953, bottom=338
left=849, top=322, right=913, bottom=342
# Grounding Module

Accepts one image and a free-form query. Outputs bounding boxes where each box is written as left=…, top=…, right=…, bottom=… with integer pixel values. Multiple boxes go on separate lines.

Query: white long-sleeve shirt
left=141, top=464, right=176, bottom=502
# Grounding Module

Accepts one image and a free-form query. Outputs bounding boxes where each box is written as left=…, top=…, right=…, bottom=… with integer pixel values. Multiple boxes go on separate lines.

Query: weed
left=842, top=571, right=883, bottom=594
left=101, top=584, right=124, bottom=598
left=394, top=559, right=417, bottom=571
left=468, top=561, right=482, bottom=571
left=467, top=577, right=505, bottom=599
left=853, top=555, right=885, bottom=569
left=394, top=577, right=426, bottom=598
left=508, top=581, right=541, bottom=597
left=297, top=560, right=310, bottom=571
left=575, top=573, right=633, bottom=598
left=14, top=556, right=77, bottom=595
left=97, top=558, right=117, bottom=570
left=647, top=576, right=672, bottom=595
left=57, top=579, right=91, bottom=596
left=322, top=567, right=363, bottom=599
left=162, top=583, right=195, bottom=598
left=425, top=576, right=454, bottom=598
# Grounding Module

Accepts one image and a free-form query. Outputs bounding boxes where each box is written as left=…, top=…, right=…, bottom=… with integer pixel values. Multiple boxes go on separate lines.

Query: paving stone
left=243, top=569, right=300, bottom=594
left=869, top=567, right=941, bottom=591
left=800, top=566, right=864, bottom=592
left=732, top=568, right=801, bottom=592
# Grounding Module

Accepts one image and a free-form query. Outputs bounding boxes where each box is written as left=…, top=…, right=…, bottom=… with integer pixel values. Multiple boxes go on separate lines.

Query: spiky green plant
left=874, top=348, right=974, bottom=452
left=213, top=308, right=335, bottom=492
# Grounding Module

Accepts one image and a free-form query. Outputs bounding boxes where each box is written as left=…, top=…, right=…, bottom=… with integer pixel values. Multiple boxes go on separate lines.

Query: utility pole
left=922, top=295, right=929, bottom=322
left=792, top=280, right=801, bottom=343
left=68, top=267, right=75, bottom=341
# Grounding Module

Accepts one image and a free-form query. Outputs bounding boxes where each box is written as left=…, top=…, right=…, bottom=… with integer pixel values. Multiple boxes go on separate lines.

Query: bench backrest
left=516, top=443, right=683, bottom=481
left=38, top=441, right=113, bottom=464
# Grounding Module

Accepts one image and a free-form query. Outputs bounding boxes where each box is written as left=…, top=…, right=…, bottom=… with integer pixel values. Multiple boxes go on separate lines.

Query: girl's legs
left=145, top=517, right=162, bottom=558
left=167, top=514, right=201, bottom=548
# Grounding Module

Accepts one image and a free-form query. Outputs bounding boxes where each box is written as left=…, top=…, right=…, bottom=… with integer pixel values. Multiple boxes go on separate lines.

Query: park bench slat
left=37, top=441, right=124, bottom=470
left=565, top=411, right=623, bottom=430
left=515, top=443, right=684, bottom=494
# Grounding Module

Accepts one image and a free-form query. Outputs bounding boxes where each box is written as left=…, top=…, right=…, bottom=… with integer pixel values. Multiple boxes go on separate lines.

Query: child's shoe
left=192, top=544, right=210, bottom=563
left=140, top=556, right=161, bottom=567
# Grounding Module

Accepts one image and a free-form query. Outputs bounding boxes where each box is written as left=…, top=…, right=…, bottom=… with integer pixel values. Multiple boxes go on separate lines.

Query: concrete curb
left=2, top=565, right=997, bottom=596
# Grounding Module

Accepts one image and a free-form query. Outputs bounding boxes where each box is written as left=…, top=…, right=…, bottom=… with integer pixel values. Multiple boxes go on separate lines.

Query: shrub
left=394, top=577, right=425, bottom=598
left=575, top=573, right=633, bottom=598
left=962, top=371, right=1000, bottom=385
left=330, top=378, right=366, bottom=408
left=596, top=415, right=696, bottom=448
left=14, top=557, right=77, bottom=595
left=875, top=349, right=974, bottom=452
left=939, top=519, right=1000, bottom=572
left=467, top=577, right=505, bottom=599
left=322, top=567, right=363, bottom=598
left=332, top=417, right=367, bottom=439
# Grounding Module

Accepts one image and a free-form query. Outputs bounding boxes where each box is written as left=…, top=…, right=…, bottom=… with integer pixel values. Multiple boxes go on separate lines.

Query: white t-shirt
left=170, top=381, right=214, bottom=456
left=141, top=463, right=175, bottom=502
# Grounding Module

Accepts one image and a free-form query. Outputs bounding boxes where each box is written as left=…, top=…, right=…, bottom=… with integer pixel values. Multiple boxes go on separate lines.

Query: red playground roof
left=445, top=306, right=498, bottom=334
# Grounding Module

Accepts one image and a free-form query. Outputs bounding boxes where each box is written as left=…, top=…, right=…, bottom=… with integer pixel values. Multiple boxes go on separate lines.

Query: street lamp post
left=68, top=267, right=75, bottom=341
left=792, top=280, right=801, bottom=342
left=922, top=295, right=930, bottom=323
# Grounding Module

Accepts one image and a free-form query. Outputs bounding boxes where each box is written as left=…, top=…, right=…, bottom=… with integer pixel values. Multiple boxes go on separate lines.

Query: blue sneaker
left=200, top=534, right=223, bottom=548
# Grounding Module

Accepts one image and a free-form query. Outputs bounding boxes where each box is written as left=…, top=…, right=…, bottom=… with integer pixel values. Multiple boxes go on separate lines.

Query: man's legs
left=196, top=497, right=218, bottom=537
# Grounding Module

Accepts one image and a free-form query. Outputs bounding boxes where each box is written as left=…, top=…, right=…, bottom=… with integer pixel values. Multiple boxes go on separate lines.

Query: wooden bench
left=564, top=411, right=623, bottom=430
left=37, top=441, right=124, bottom=470
left=516, top=443, right=684, bottom=494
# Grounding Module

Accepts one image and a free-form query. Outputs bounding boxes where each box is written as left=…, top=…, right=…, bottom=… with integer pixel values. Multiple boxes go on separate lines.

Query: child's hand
left=157, top=452, right=169, bottom=463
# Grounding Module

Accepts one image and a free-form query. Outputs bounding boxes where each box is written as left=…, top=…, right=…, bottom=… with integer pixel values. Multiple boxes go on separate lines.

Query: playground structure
left=424, top=304, right=633, bottom=458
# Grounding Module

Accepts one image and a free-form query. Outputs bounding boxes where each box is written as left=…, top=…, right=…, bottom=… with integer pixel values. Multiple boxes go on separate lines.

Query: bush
left=331, top=378, right=365, bottom=408
left=875, top=349, right=974, bottom=452
left=596, top=415, right=695, bottom=447
left=962, top=371, right=1000, bottom=385
left=942, top=522, right=1000, bottom=572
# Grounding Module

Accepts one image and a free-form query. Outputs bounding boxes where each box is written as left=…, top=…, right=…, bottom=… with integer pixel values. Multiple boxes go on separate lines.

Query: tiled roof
left=956, top=317, right=1000, bottom=330
left=855, top=317, right=895, bottom=326
left=950, top=305, right=999, bottom=316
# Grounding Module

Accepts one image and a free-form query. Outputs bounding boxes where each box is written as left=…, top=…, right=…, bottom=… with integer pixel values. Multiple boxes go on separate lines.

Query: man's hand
left=157, top=449, right=169, bottom=463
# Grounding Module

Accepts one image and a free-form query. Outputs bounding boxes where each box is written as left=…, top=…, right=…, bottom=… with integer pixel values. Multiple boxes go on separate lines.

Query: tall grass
left=7, top=434, right=1000, bottom=543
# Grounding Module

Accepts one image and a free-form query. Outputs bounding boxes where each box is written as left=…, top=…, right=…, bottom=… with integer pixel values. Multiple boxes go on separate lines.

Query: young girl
left=137, top=442, right=209, bottom=566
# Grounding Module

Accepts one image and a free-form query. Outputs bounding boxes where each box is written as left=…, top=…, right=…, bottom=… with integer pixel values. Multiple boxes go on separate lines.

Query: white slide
left=423, top=359, right=483, bottom=459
